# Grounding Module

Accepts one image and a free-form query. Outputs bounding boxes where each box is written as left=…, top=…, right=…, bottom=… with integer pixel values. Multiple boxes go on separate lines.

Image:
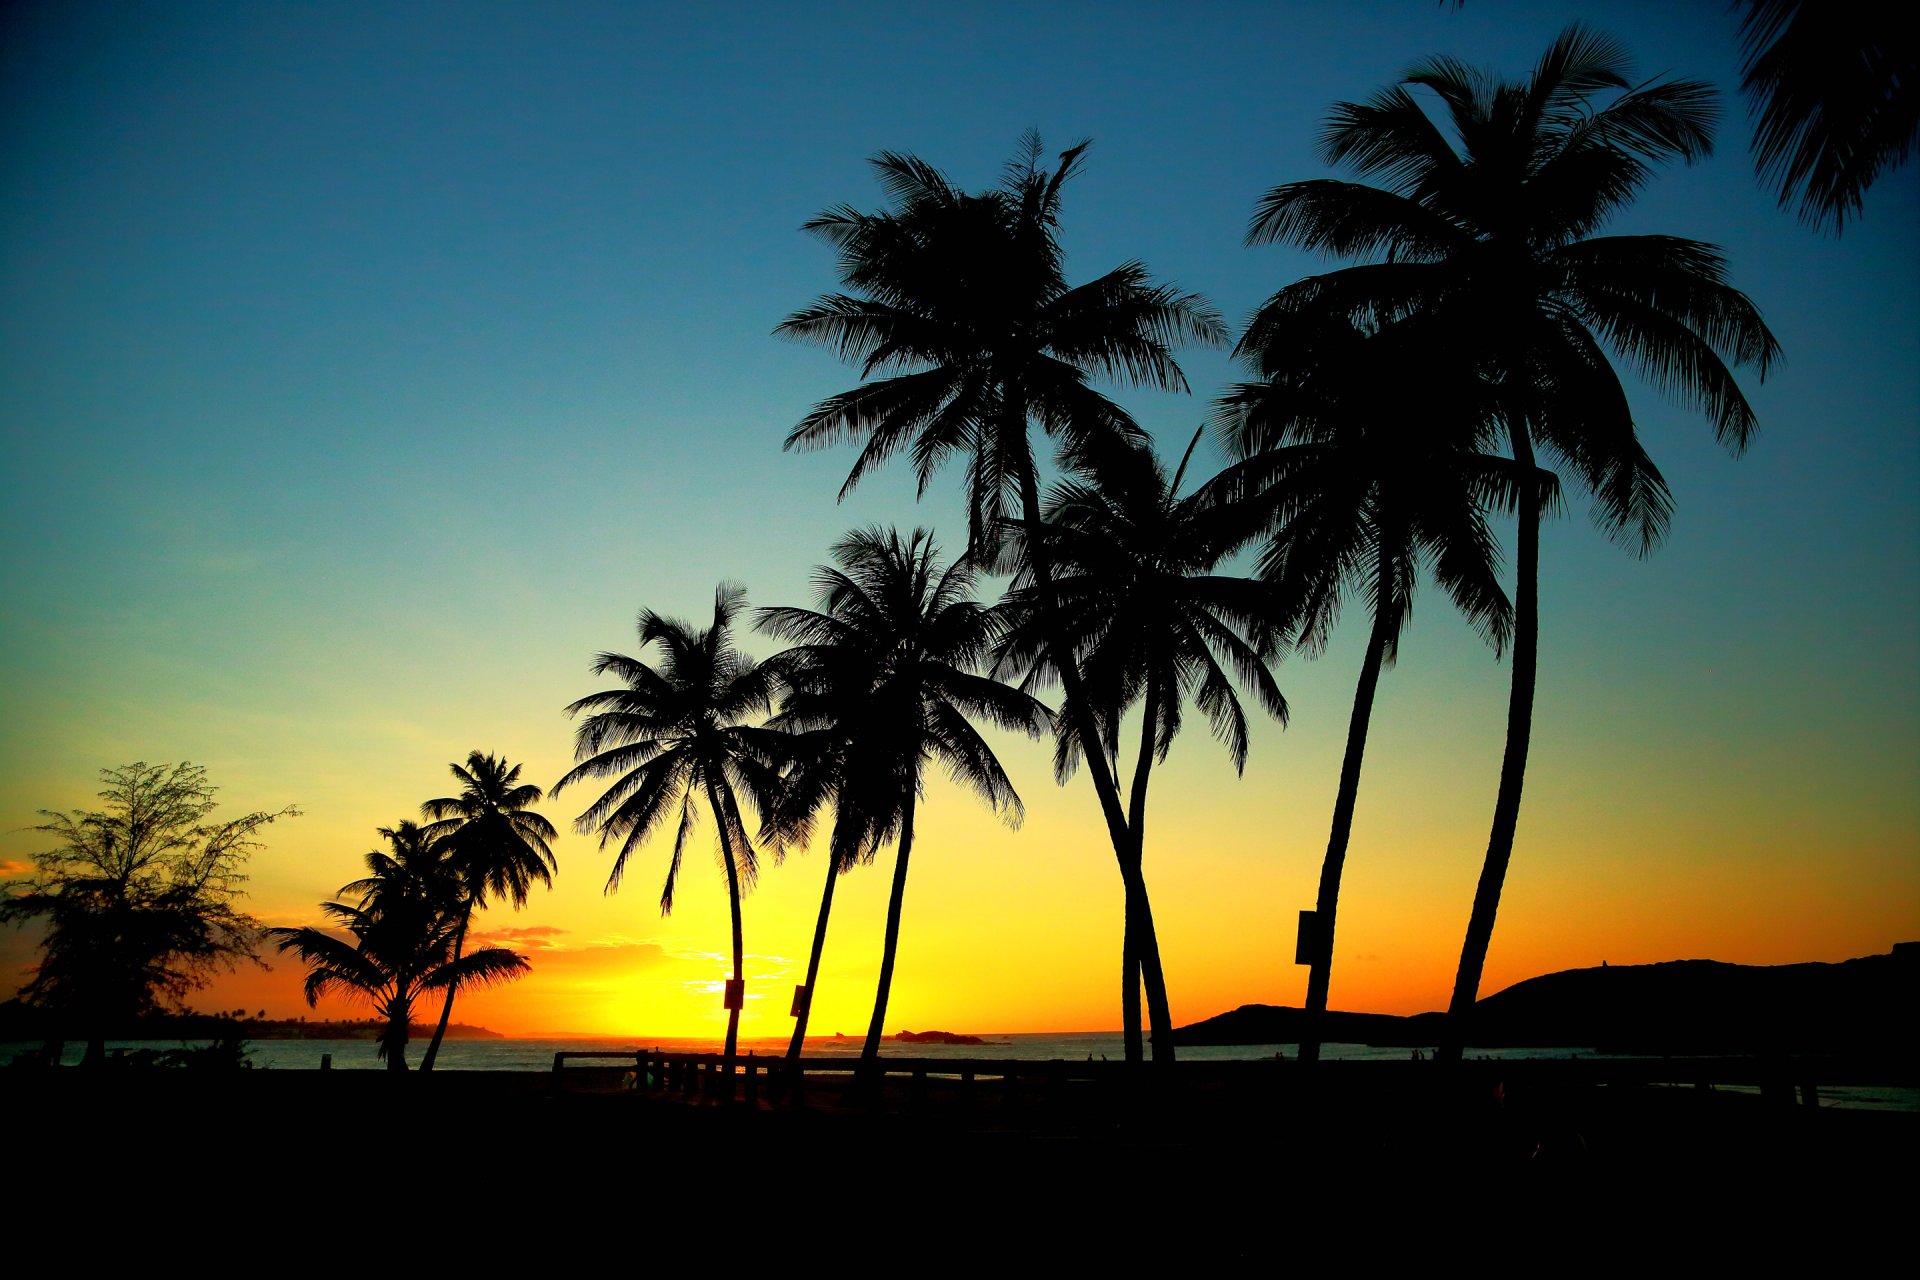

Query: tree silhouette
left=269, top=822, right=528, bottom=1071
left=1738, top=0, right=1916, bottom=233
left=996, top=435, right=1285, bottom=1061
left=415, top=752, right=557, bottom=1071
left=2, top=761, right=297, bottom=1065
left=1212, top=314, right=1518, bottom=1062
left=760, top=528, right=1045, bottom=1075
left=554, top=585, right=785, bottom=1070
left=780, top=133, right=1223, bottom=1062
left=1245, top=27, right=1778, bottom=1056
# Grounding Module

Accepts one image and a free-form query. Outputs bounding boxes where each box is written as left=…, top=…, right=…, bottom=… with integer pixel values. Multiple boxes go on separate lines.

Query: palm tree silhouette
left=1212, top=315, right=1518, bottom=1062
left=760, top=528, right=1046, bottom=1076
left=780, top=133, right=1223, bottom=1063
left=1245, top=27, right=1778, bottom=1057
left=268, top=822, right=529, bottom=1070
left=414, top=752, right=557, bottom=1071
left=1738, top=0, right=1916, bottom=233
left=1251, top=27, right=1774, bottom=1059
left=995, top=434, right=1286, bottom=1061
left=554, top=585, right=784, bottom=1070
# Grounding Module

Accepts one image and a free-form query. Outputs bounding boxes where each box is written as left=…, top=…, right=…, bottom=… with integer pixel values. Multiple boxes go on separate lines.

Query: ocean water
left=10, top=1030, right=1563, bottom=1073
left=8, top=1033, right=1910, bottom=1110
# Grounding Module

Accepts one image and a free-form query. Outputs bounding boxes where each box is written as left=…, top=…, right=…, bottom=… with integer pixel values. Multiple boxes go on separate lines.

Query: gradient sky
left=3, top=0, right=1915, bottom=1040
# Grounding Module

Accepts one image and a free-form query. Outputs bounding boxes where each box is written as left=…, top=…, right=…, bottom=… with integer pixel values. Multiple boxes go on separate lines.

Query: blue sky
left=2, top=0, right=1914, bottom=1030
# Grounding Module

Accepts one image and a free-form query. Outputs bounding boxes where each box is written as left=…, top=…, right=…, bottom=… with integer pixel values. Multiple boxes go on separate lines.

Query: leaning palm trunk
left=861, top=787, right=918, bottom=1074
left=709, top=781, right=747, bottom=1074
left=418, top=902, right=472, bottom=1072
left=1442, top=428, right=1541, bottom=1062
left=1016, top=463, right=1176, bottom=1065
left=1300, top=579, right=1395, bottom=1064
left=786, top=852, right=840, bottom=1067
left=1121, top=672, right=1175, bottom=1063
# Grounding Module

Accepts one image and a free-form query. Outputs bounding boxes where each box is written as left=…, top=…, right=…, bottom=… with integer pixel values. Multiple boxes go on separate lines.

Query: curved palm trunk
left=418, top=902, right=473, bottom=1072
left=1441, top=428, right=1540, bottom=1062
left=707, top=781, right=747, bottom=1073
left=1017, top=461, right=1175, bottom=1066
left=1123, top=673, right=1174, bottom=1064
left=1299, top=575, right=1395, bottom=1065
left=861, top=786, right=917, bottom=1069
left=786, top=851, right=840, bottom=1066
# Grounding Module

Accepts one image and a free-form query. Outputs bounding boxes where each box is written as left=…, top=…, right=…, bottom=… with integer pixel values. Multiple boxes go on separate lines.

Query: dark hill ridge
left=1174, top=944, right=1918, bottom=1054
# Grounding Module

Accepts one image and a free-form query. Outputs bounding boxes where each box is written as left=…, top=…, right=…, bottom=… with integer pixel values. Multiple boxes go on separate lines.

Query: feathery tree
left=554, top=585, right=785, bottom=1069
left=1244, top=27, right=1778, bottom=1056
left=760, top=528, right=1046, bottom=1073
left=995, top=434, right=1286, bottom=1061
left=779, top=133, right=1223, bottom=1062
left=415, top=752, right=557, bottom=1071
left=1, top=761, right=297, bottom=1065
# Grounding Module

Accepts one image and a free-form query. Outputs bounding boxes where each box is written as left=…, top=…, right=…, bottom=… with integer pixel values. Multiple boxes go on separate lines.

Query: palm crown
left=778, top=132, right=1225, bottom=558
left=555, top=585, right=785, bottom=913
left=1247, top=24, right=1777, bottom=541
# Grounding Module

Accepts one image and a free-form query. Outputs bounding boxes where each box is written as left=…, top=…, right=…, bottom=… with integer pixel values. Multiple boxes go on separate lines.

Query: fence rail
left=550, top=1048, right=1914, bottom=1109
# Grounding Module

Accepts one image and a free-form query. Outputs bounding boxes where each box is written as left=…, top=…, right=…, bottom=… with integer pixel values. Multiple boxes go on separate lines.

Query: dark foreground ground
left=8, top=1059, right=1912, bottom=1262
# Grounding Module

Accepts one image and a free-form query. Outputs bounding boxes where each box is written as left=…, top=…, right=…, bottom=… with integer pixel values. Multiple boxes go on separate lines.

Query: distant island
left=891, top=1029, right=987, bottom=1045
left=1174, top=943, right=1918, bottom=1054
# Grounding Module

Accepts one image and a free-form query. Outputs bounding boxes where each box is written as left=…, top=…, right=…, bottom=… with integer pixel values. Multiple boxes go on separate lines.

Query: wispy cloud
left=469, top=925, right=570, bottom=952
left=0, top=859, right=32, bottom=877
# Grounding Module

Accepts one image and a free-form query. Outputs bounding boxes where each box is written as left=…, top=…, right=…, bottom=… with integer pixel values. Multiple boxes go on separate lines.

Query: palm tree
left=1738, top=0, right=1916, bottom=233
left=1244, top=27, right=1778, bottom=1057
left=1211, top=314, right=1519, bottom=1063
left=994, top=434, right=1287, bottom=1061
left=780, top=133, right=1223, bottom=1063
left=268, top=822, right=529, bottom=1071
left=759, top=528, right=1047, bottom=1074
left=414, top=752, right=557, bottom=1071
left=553, top=584, right=785, bottom=1070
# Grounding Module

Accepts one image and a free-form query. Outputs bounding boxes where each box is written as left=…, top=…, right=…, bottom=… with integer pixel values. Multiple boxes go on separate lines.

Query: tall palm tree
left=1211, top=314, right=1519, bottom=1063
left=780, top=133, right=1223, bottom=1063
left=759, top=528, right=1047, bottom=1073
left=994, top=434, right=1287, bottom=1061
left=1244, top=27, right=1778, bottom=1057
left=268, top=822, right=529, bottom=1071
left=553, top=585, right=785, bottom=1069
left=1738, top=0, right=1916, bottom=233
left=414, top=752, right=557, bottom=1071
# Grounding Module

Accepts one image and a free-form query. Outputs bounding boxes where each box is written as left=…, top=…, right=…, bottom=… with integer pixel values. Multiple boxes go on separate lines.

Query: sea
left=4, top=1032, right=1912, bottom=1110
left=7, top=1028, right=1912, bottom=1113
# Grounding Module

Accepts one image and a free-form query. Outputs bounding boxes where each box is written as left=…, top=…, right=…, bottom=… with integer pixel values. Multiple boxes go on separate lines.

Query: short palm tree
left=414, top=751, right=557, bottom=1071
left=1211, top=314, right=1519, bottom=1062
left=995, top=434, right=1286, bottom=1062
left=780, top=134, right=1223, bottom=1063
left=759, top=528, right=1047, bottom=1072
left=1245, top=28, right=1778, bottom=1056
left=268, top=822, right=529, bottom=1070
left=553, top=585, right=785, bottom=1069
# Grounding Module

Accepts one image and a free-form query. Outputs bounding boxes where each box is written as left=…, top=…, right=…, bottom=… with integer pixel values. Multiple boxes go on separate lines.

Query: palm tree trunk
left=786, top=851, right=840, bottom=1065
left=418, top=901, right=472, bottom=1072
left=1300, top=569, right=1394, bottom=1065
left=708, top=780, right=746, bottom=1072
left=1441, top=428, right=1540, bottom=1062
left=861, top=785, right=918, bottom=1067
left=1016, top=459, right=1175, bottom=1064
left=1125, top=672, right=1174, bottom=1065
left=383, top=992, right=410, bottom=1072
